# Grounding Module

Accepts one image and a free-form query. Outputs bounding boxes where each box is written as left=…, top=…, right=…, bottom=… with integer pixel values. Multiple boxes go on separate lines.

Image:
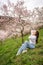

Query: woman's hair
left=36, top=30, right=39, bottom=43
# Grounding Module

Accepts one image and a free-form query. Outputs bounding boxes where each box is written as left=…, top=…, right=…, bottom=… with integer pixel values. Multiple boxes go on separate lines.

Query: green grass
left=0, top=29, right=43, bottom=65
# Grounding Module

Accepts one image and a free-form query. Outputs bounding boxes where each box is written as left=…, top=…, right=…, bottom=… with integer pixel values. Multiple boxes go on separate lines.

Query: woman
left=16, top=30, right=39, bottom=56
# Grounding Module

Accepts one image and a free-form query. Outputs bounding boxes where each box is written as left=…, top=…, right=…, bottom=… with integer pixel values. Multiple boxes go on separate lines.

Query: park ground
left=0, top=29, right=43, bottom=65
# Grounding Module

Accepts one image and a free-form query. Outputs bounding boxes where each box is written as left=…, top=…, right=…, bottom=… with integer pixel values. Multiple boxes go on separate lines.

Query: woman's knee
left=29, top=45, right=35, bottom=49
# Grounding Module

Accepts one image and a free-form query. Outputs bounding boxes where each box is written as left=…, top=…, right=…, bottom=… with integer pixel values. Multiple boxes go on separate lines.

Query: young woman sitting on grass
left=16, top=30, right=39, bottom=56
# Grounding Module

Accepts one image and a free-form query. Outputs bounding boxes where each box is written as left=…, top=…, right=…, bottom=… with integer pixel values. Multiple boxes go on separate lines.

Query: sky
left=0, top=0, right=43, bottom=15
left=24, top=0, right=43, bottom=10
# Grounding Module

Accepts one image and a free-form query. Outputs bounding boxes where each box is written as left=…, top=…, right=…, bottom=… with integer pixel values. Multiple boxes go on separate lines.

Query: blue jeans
left=17, top=41, right=35, bottom=55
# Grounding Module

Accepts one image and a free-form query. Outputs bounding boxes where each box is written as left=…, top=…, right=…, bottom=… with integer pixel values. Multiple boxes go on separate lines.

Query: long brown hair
left=36, top=30, right=39, bottom=43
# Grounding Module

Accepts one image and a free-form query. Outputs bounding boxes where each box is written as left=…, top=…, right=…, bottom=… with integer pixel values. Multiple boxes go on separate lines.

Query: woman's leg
left=16, top=41, right=28, bottom=55
left=27, top=43, right=35, bottom=49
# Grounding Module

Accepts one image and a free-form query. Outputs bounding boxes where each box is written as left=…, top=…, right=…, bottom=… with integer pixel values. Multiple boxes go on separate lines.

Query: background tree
left=14, top=0, right=29, bottom=43
left=0, top=0, right=29, bottom=43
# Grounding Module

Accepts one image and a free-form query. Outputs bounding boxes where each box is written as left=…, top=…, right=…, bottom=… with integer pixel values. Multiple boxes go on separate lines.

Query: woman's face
left=31, top=30, right=36, bottom=35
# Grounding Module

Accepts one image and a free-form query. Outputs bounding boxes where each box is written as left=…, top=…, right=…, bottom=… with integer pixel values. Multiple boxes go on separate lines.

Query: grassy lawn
left=0, top=29, right=43, bottom=65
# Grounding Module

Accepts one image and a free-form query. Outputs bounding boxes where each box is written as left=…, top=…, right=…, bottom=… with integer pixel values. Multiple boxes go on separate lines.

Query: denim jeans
left=17, top=41, right=35, bottom=55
